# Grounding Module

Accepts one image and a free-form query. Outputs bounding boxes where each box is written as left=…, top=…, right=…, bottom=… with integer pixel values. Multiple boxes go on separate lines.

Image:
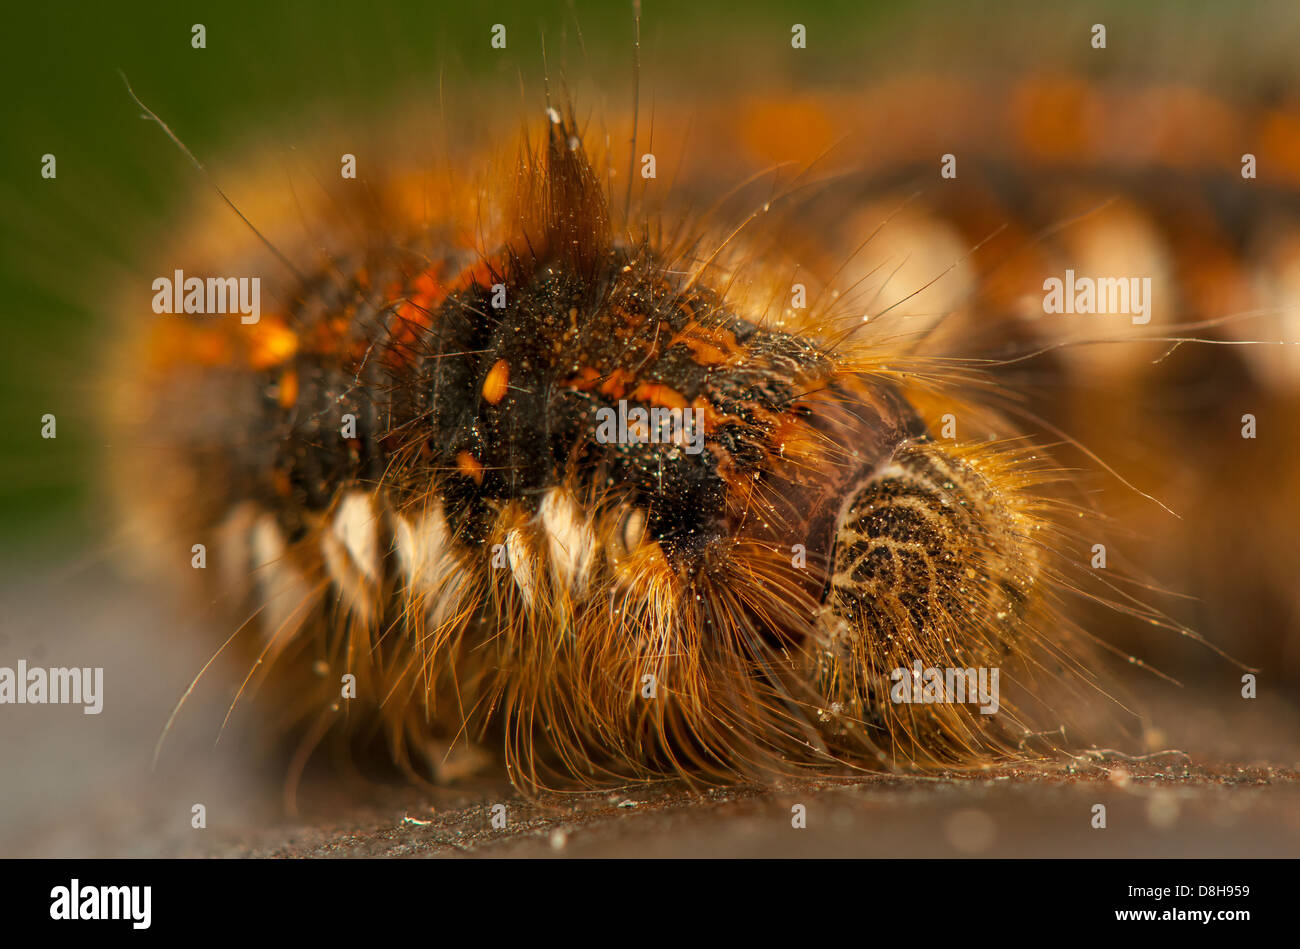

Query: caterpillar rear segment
left=114, top=110, right=1099, bottom=788
left=816, top=439, right=1056, bottom=765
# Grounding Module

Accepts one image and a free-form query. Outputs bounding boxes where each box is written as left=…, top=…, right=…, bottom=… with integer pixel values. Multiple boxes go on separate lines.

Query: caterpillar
left=106, top=106, right=1121, bottom=791
left=96, top=6, right=1300, bottom=798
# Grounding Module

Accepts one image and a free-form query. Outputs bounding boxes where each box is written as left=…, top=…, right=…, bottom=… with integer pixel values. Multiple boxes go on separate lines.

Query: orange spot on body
left=482, top=359, right=510, bottom=405
left=631, top=382, right=688, bottom=411
left=456, top=451, right=484, bottom=485
left=671, top=324, right=742, bottom=366
left=596, top=368, right=633, bottom=399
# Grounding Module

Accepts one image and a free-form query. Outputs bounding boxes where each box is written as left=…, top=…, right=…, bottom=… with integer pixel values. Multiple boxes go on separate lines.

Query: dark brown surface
left=199, top=760, right=1300, bottom=858
left=3, top=561, right=1298, bottom=858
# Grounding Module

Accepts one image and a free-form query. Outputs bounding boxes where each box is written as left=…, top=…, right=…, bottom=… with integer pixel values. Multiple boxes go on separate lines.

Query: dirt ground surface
left=3, top=563, right=1298, bottom=858
left=193, top=760, right=1300, bottom=859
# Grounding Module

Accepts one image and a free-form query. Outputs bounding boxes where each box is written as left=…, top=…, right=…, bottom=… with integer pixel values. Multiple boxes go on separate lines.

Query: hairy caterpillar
left=97, top=8, right=1300, bottom=798
left=105, top=104, right=1109, bottom=792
